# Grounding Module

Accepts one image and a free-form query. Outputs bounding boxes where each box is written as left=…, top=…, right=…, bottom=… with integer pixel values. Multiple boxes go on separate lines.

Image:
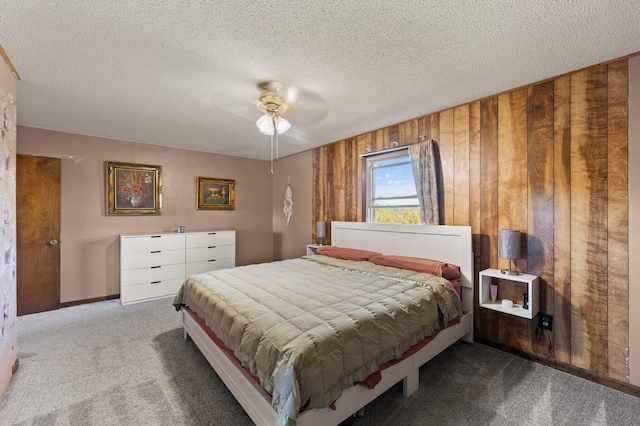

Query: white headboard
left=331, top=222, right=474, bottom=313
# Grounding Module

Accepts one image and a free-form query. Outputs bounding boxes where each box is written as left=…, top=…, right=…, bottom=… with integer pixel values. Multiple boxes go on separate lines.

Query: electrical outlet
left=539, top=314, right=553, bottom=331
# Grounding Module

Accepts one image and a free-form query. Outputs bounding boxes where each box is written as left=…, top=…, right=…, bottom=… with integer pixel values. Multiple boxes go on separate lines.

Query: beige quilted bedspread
left=173, top=255, right=462, bottom=425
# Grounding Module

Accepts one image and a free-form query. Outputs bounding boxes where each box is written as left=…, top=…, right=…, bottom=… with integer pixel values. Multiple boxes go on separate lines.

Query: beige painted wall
left=629, top=56, right=640, bottom=386
left=0, top=52, right=17, bottom=395
left=272, top=150, right=312, bottom=260
left=17, top=127, right=275, bottom=302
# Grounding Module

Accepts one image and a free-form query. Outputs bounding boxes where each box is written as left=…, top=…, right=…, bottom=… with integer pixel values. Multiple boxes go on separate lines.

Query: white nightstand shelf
left=307, top=244, right=327, bottom=255
left=479, top=268, right=539, bottom=319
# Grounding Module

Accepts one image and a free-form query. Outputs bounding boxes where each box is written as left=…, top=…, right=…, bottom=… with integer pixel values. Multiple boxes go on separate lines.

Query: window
left=365, top=148, right=420, bottom=224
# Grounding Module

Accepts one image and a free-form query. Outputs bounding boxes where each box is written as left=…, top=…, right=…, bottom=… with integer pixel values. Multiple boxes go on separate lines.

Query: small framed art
left=105, top=161, right=162, bottom=216
left=197, top=177, right=235, bottom=210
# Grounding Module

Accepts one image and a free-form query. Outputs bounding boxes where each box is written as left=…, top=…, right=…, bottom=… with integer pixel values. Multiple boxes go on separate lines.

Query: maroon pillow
left=315, top=246, right=382, bottom=261
left=368, top=254, right=461, bottom=280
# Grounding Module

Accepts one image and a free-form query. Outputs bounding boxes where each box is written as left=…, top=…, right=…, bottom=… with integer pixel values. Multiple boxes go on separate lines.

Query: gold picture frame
left=105, top=161, right=162, bottom=216
left=197, top=177, right=235, bottom=210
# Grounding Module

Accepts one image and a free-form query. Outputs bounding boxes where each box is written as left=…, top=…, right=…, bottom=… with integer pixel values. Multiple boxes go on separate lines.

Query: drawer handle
left=150, top=281, right=161, bottom=284
left=151, top=266, right=162, bottom=269
left=151, top=235, right=162, bottom=238
left=208, top=232, right=216, bottom=235
left=208, top=246, right=216, bottom=249
left=150, top=250, right=161, bottom=253
left=208, top=259, right=216, bottom=262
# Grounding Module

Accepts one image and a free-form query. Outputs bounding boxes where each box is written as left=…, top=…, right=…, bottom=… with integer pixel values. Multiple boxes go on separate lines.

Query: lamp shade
left=256, top=114, right=274, bottom=135
left=316, top=221, right=327, bottom=239
left=275, top=116, right=291, bottom=134
left=499, top=229, right=521, bottom=260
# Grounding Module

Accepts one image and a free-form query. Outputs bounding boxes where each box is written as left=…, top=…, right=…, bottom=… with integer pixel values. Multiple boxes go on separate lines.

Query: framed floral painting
left=105, top=161, right=162, bottom=215
left=197, top=177, right=235, bottom=210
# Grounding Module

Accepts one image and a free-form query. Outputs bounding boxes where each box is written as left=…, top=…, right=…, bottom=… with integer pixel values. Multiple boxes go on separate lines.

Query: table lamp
left=499, top=229, right=521, bottom=275
left=316, top=221, right=327, bottom=246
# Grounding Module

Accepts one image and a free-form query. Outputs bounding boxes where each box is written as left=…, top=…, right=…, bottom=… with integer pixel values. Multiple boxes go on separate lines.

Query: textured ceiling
left=1, top=1, right=639, bottom=160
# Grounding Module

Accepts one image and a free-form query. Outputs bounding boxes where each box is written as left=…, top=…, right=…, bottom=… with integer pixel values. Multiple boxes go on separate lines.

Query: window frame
left=364, top=147, right=419, bottom=223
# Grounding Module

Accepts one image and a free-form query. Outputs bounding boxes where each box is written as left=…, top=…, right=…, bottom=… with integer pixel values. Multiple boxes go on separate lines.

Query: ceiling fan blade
left=284, top=85, right=328, bottom=125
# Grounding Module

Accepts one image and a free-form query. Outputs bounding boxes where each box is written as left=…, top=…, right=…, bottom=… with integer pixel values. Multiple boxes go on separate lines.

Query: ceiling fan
left=253, top=80, right=328, bottom=172
left=255, top=81, right=291, bottom=173
left=255, top=81, right=291, bottom=135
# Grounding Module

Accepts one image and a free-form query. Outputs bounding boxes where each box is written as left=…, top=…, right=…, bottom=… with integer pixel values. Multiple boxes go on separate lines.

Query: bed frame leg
left=181, top=311, right=189, bottom=341
left=402, top=368, right=419, bottom=397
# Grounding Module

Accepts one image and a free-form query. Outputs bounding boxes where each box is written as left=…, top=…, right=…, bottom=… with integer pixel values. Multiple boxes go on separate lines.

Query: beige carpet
left=1, top=298, right=639, bottom=425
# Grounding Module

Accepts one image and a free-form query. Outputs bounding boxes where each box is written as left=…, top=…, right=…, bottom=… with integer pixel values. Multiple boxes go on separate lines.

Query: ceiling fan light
left=275, top=116, right=291, bottom=134
left=256, top=114, right=274, bottom=135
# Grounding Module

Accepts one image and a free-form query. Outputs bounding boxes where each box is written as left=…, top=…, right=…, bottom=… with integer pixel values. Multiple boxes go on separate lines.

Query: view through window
left=365, top=149, right=420, bottom=224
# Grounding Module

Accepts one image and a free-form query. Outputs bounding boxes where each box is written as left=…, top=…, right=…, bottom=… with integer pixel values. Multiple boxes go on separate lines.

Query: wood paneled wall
left=312, top=59, right=629, bottom=382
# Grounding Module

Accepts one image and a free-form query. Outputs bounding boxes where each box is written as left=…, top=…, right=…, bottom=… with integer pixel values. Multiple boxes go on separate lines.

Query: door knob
left=49, top=239, right=59, bottom=246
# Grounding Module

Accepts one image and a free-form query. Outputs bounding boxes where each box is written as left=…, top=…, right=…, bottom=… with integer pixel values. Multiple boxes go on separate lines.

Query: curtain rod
left=360, top=135, right=429, bottom=158
left=360, top=145, right=407, bottom=158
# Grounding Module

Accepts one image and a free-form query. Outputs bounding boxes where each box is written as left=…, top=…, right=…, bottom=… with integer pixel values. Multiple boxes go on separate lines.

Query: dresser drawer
left=121, top=263, right=185, bottom=287
left=121, top=249, right=185, bottom=270
left=121, top=234, right=185, bottom=254
left=186, top=231, right=235, bottom=248
left=186, top=258, right=236, bottom=277
left=186, top=245, right=235, bottom=263
left=120, top=278, right=184, bottom=304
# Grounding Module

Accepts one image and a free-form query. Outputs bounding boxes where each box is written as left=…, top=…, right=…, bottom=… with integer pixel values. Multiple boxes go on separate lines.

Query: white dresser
left=120, top=230, right=235, bottom=304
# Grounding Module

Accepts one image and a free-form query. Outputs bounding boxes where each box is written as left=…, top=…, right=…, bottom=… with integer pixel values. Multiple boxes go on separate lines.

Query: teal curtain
left=409, top=139, right=440, bottom=225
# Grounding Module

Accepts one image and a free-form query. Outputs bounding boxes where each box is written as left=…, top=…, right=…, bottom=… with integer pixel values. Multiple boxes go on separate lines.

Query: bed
left=174, top=221, right=473, bottom=425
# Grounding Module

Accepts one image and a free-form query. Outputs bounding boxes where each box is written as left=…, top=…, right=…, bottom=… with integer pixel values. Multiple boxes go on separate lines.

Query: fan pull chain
left=274, top=116, right=280, bottom=161
left=268, top=116, right=281, bottom=174
left=270, top=132, right=274, bottom=174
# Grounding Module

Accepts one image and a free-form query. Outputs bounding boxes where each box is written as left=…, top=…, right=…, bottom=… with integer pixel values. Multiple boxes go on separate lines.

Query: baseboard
left=60, top=294, right=120, bottom=308
left=476, top=337, right=640, bottom=398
